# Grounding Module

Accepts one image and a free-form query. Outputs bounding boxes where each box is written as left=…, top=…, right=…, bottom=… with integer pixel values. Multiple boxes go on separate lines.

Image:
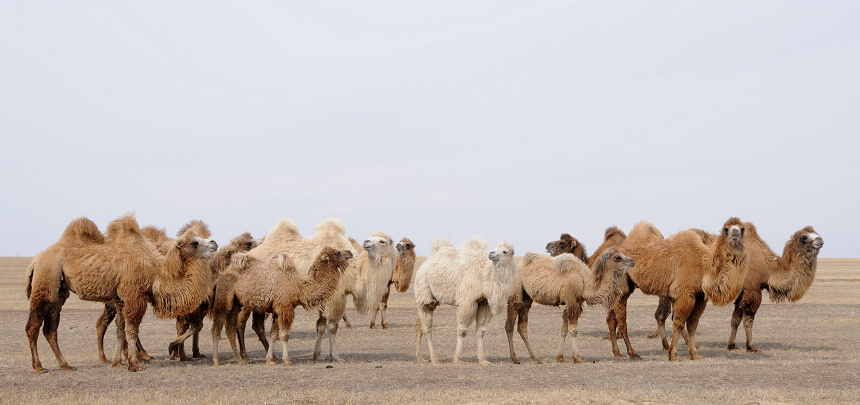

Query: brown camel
left=210, top=248, right=352, bottom=366
left=611, top=217, right=749, bottom=361
left=25, top=214, right=217, bottom=372
left=505, top=247, right=635, bottom=364
left=168, top=231, right=260, bottom=361
left=544, top=233, right=589, bottom=263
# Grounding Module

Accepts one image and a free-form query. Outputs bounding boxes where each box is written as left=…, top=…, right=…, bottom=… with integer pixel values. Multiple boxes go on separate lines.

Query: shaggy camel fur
left=367, top=238, right=417, bottom=329
left=249, top=219, right=396, bottom=362
left=25, top=214, right=217, bottom=372
left=506, top=247, right=634, bottom=364
left=612, top=218, right=749, bottom=361
left=545, top=233, right=589, bottom=263
left=211, top=248, right=352, bottom=366
left=414, top=237, right=517, bottom=365
left=168, top=231, right=260, bottom=361
left=647, top=224, right=823, bottom=353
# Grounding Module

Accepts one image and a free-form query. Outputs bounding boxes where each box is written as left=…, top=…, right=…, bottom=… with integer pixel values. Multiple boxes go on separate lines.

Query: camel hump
left=604, top=226, right=627, bottom=242
left=104, top=213, right=141, bottom=239
left=60, top=217, right=105, bottom=245
left=461, top=236, right=488, bottom=254
left=522, top=252, right=545, bottom=267
left=743, top=222, right=759, bottom=238
left=429, top=238, right=453, bottom=254
left=176, top=219, right=211, bottom=238
left=315, top=218, right=346, bottom=236
left=552, top=253, right=582, bottom=274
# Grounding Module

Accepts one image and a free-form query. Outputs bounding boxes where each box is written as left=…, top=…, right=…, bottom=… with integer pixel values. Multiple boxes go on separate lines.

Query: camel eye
left=801, top=236, right=808, bottom=242
left=335, top=251, right=341, bottom=257
left=245, top=242, right=252, bottom=248
left=724, top=227, right=729, bottom=234
left=190, top=241, right=199, bottom=248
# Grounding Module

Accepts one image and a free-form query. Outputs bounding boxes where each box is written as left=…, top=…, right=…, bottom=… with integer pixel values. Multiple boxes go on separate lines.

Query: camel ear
left=321, top=253, right=330, bottom=262
left=175, top=241, right=182, bottom=249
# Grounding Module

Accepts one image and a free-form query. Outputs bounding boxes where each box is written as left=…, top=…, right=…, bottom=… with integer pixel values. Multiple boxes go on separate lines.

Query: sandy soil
left=1, top=257, right=858, bottom=404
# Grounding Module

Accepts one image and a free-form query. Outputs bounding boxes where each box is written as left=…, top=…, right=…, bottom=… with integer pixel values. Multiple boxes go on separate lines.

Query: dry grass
left=1, top=257, right=858, bottom=404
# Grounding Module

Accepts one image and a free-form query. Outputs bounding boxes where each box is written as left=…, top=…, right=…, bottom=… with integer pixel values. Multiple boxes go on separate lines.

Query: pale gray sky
left=2, top=2, right=858, bottom=258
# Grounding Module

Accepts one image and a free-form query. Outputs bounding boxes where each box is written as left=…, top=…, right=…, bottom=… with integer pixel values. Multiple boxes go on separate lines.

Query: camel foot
left=556, top=356, right=566, bottom=363
left=111, top=361, right=125, bottom=368
left=168, top=342, right=179, bottom=356
left=668, top=354, right=678, bottom=362
left=628, top=352, right=640, bottom=359
left=283, top=361, right=294, bottom=366
left=452, top=359, right=462, bottom=365
left=747, top=346, right=760, bottom=353
left=511, top=359, right=520, bottom=364
left=139, top=352, right=152, bottom=361
left=369, top=323, right=376, bottom=329
left=727, top=343, right=739, bottom=351
left=99, top=358, right=109, bottom=364
left=647, top=332, right=660, bottom=339
left=331, top=356, right=345, bottom=363
left=690, top=354, right=702, bottom=360
left=236, top=358, right=248, bottom=366
left=127, top=364, right=141, bottom=372
left=573, top=357, right=583, bottom=364
left=381, top=322, right=390, bottom=330
left=32, top=367, right=48, bottom=374
left=612, top=352, right=624, bottom=358
left=60, top=365, right=76, bottom=371
left=193, top=352, right=205, bottom=359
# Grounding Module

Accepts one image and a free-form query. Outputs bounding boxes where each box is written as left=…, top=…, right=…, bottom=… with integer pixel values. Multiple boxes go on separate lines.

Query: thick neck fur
left=347, top=245, right=397, bottom=313
left=301, top=256, right=349, bottom=310
left=583, top=253, right=628, bottom=307
left=392, top=249, right=416, bottom=293
left=151, top=244, right=211, bottom=319
left=768, top=229, right=820, bottom=303
left=485, top=253, right=517, bottom=315
left=702, top=220, right=749, bottom=306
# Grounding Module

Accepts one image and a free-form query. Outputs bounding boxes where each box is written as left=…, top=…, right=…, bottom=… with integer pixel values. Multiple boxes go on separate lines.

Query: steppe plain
left=0, top=257, right=857, bottom=404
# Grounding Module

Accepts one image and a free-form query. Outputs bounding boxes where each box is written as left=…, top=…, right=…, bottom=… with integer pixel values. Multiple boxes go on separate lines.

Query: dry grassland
left=1, top=257, right=858, bottom=404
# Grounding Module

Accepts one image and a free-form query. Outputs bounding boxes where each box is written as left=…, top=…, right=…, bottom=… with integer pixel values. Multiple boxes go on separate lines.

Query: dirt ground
left=1, top=257, right=858, bottom=404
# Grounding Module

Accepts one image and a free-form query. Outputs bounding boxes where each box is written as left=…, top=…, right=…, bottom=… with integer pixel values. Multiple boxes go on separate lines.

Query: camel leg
left=607, top=308, right=623, bottom=357
left=225, top=305, right=246, bottom=365
left=504, top=299, right=520, bottom=364
left=96, top=303, right=116, bottom=364
left=415, top=304, right=438, bottom=364
left=566, top=302, right=584, bottom=364
left=475, top=303, right=492, bottom=366
left=727, top=301, right=744, bottom=351
left=513, top=297, right=540, bottom=364
left=171, top=317, right=190, bottom=361
left=211, top=308, right=224, bottom=366
left=26, top=305, right=48, bottom=373
left=313, top=314, right=326, bottom=362
left=556, top=311, right=570, bottom=363
left=684, top=294, right=707, bottom=360
left=43, top=306, right=74, bottom=371
left=325, top=318, right=343, bottom=362
left=370, top=284, right=392, bottom=329
left=110, top=302, right=127, bottom=368
left=742, top=291, right=762, bottom=353
left=668, top=295, right=694, bottom=361
left=121, top=300, right=147, bottom=371
left=614, top=289, right=639, bottom=359
left=341, top=314, right=354, bottom=329
left=274, top=307, right=296, bottom=366
left=454, top=299, right=478, bottom=365
left=650, top=296, right=672, bottom=351
left=236, top=307, right=250, bottom=359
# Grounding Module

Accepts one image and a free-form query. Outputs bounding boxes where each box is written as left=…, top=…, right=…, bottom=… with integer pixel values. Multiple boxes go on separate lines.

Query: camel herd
left=24, top=214, right=823, bottom=373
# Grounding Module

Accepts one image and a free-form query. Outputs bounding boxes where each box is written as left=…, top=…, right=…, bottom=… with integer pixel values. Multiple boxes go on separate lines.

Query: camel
left=611, top=217, right=749, bottom=361
left=211, top=248, right=352, bottom=366
left=644, top=224, right=823, bottom=353
left=167, top=231, right=260, bottom=361
left=367, top=237, right=417, bottom=329
left=249, top=219, right=397, bottom=362
left=25, top=214, right=217, bottom=372
left=414, top=237, right=517, bottom=365
left=544, top=233, right=589, bottom=263
left=505, top=247, right=635, bottom=364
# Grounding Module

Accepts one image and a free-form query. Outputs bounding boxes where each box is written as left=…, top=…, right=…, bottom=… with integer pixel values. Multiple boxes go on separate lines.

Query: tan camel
left=414, top=238, right=517, bottom=365
left=25, top=214, right=216, bottom=372
left=505, top=247, right=635, bottom=364
left=611, top=217, right=749, bottom=361
left=249, top=219, right=396, bottom=362
left=367, top=237, right=417, bottom=329
left=210, top=248, right=352, bottom=366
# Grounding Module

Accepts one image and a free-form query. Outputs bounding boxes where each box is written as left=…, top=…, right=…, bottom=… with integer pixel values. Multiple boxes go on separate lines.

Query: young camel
left=414, top=237, right=517, bottom=365
left=506, top=247, right=635, bottom=364
left=612, top=217, right=749, bottom=361
left=25, top=214, right=217, bottom=372
left=211, top=248, right=352, bottom=366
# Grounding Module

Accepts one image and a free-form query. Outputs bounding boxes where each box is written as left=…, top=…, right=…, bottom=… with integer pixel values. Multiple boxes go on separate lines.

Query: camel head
left=230, top=232, right=260, bottom=252
left=593, top=247, right=634, bottom=279
left=176, top=220, right=211, bottom=239
left=721, top=217, right=746, bottom=248
left=788, top=226, right=823, bottom=259
left=363, top=232, right=395, bottom=258
left=174, top=233, right=217, bottom=260
left=488, top=242, right=515, bottom=264
left=546, top=233, right=577, bottom=256
left=316, top=247, right=354, bottom=275
left=396, top=237, right=415, bottom=258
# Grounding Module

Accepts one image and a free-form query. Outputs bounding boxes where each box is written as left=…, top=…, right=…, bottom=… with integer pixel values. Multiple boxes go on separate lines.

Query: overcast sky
left=1, top=2, right=857, bottom=258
